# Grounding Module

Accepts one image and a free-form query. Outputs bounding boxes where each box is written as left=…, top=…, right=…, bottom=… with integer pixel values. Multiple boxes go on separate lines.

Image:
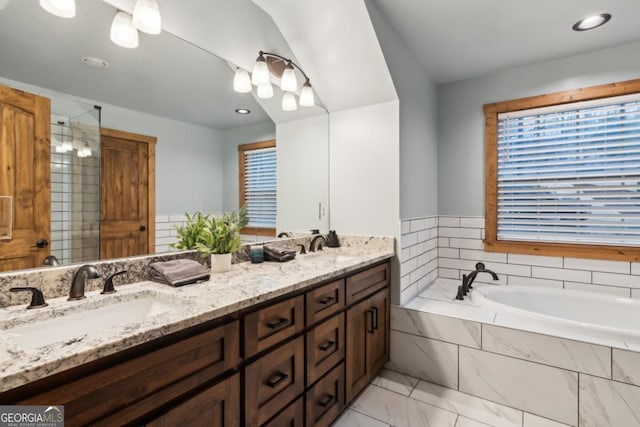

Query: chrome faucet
left=309, top=235, right=327, bottom=252
left=69, top=265, right=101, bottom=301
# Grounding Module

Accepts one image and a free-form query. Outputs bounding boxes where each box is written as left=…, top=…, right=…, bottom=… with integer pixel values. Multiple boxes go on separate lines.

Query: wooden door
left=100, top=128, right=155, bottom=259
left=368, top=287, right=390, bottom=376
left=145, top=374, right=240, bottom=427
left=345, top=297, right=372, bottom=403
left=0, top=85, right=50, bottom=271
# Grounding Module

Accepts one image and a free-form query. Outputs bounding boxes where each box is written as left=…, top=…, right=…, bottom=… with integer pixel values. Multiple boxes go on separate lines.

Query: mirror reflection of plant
left=172, top=206, right=249, bottom=255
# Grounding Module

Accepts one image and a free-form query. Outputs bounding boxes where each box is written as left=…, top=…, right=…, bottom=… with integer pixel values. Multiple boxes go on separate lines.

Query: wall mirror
left=0, top=0, right=329, bottom=273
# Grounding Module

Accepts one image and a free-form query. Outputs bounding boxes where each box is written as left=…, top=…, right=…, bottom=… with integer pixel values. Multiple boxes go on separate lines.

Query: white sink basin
left=4, top=295, right=183, bottom=351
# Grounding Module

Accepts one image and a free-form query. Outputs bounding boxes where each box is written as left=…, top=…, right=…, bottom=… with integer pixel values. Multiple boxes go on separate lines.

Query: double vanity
left=0, top=236, right=394, bottom=426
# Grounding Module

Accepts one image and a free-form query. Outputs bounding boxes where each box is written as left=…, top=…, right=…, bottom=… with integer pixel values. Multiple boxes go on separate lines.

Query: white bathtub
left=471, top=285, right=640, bottom=345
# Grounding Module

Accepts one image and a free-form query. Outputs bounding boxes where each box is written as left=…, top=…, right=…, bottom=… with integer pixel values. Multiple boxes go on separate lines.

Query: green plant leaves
left=171, top=207, right=249, bottom=255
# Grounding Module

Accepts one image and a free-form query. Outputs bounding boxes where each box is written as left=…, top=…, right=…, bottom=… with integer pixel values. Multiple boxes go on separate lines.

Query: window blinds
left=497, top=93, right=640, bottom=246
left=244, top=147, right=276, bottom=228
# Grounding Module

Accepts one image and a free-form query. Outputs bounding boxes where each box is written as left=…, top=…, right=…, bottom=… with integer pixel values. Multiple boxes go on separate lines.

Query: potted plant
left=171, top=207, right=248, bottom=272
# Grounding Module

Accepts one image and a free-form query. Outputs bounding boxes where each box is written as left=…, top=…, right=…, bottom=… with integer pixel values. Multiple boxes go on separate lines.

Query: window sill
left=484, top=239, right=640, bottom=262
left=241, top=227, right=276, bottom=237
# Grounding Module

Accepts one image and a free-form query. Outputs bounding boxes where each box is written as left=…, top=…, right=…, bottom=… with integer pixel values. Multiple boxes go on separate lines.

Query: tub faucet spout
left=456, top=262, right=500, bottom=300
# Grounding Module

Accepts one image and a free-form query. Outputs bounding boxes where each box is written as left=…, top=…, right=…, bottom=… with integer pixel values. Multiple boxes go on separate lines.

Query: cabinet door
left=368, top=287, right=390, bottom=376
left=345, top=298, right=373, bottom=403
left=146, top=374, right=240, bottom=427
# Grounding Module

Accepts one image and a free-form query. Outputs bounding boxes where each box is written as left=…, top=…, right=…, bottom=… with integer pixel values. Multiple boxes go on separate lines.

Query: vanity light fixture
left=39, top=0, right=76, bottom=18
left=234, top=51, right=316, bottom=111
left=235, top=108, right=251, bottom=114
left=233, top=68, right=252, bottom=93
left=572, top=13, right=611, bottom=31
left=110, top=11, right=139, bottom=49
left=132, top=0, right=162, bottom=35
left=77, top=142, right=92, bottom=158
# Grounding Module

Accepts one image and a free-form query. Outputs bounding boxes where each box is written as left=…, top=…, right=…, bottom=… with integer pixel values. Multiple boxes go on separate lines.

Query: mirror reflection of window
left=239, top=140, right=277, bottom=238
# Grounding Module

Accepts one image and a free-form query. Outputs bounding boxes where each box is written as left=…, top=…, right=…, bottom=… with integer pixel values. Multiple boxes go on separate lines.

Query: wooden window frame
left=483, top=78, right=640, bottom=262
left=238, top=139, right=276, bottom=237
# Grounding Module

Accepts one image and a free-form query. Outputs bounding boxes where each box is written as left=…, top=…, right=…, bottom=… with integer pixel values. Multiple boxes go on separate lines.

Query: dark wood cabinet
left=145, top=374, right=240, bottom=427
left=0, top=260, right=391, bottom=427
left=345, top=286, right=390, bottom=403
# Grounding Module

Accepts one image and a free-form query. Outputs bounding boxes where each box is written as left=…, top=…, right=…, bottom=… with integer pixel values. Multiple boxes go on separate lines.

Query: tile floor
left=334, top=369, right=569, bottom=427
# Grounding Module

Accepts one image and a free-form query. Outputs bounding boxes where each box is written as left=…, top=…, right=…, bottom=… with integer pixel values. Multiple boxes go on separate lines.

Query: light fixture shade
left=61, top=140, right=73, bottom=152
left=233, top=68, right=252, bottom=93
left=252, top=54, right=270, bottom=86
left=257, top=83, right=274, bottom=99
left=280, top=63, right=298, bottom=92
left=132, top=0, right=162, bottom=35
left=39, top=0, right=76, bottom=18
left=282, top=92, right=298, bottom=111
left=77, top=143, right=92, bottom=158
left=299, top=82, right=315, bottom=107
left=110, top=11, right=139, bottom=49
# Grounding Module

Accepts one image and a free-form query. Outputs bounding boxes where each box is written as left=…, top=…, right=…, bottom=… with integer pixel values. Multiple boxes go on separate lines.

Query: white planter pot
left=211, top=253, right=232, bottom=273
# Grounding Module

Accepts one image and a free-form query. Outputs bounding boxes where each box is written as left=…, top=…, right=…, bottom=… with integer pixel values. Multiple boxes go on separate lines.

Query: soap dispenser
left=326, top=230, right=340, bottom=248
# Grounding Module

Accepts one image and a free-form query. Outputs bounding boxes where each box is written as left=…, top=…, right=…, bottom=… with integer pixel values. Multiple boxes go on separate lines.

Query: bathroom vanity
left=0, top=238, right=393, bottom=426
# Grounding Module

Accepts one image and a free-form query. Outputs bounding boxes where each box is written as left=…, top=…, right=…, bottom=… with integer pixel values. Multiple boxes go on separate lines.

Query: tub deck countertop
left=406, top=278, right=640, bottom=352
left=0, top=236, right=394, bottom=393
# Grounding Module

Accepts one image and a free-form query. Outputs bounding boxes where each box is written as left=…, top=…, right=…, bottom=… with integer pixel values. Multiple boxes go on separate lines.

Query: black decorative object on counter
left=326, top=230, right=340, bottom=248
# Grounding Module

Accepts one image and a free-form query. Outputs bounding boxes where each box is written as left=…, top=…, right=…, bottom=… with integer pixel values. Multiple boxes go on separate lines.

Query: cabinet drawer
left=145, top=373, right=240, bottom=427
left=306, top=313, right=344, bottom=385
left=262, top=396, right=304, bottom=427
left=306, top=279, right=345, bottom=325
left=305, top=362, right=345, bottom=427
left=20, top=320, right=240, bottom=426
left=245, top=336, right=305, bottom=426
left=244, top=295, right=304, bottom=357
left=346, top=262, right=390, bottom=305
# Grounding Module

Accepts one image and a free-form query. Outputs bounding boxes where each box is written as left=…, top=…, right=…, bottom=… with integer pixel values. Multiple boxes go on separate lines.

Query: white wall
left=276, top=114, right=329, bottom=233
left=437, top=41, right=640, bottom=216
left=221, top=120, right=276, bottom=211
left=366, top=0, right=438, bottom=219
left=0, top=76, right=224, bottom=215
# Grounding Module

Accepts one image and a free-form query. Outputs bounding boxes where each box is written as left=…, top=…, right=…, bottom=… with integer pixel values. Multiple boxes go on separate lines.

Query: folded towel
left=263, top=241, right=297, bottom=262
left=149, top=259, right=210, bottom=287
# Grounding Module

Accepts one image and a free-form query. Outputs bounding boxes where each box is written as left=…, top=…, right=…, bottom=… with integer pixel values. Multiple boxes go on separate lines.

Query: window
left=484, top=79, right=640, bottom=261
left=238, top=140, right=276, bottom=236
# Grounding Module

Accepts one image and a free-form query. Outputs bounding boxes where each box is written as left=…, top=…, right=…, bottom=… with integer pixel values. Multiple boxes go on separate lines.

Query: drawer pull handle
left=267, top=317, right=289, bottom=330
left=319, top=340, right=336, bottom=351
left=266, top=372, right=289, bottom=388
left=318, top=394, right=335, bottom=408
left=372, top=306, right=379, bottom=330
left=367, top=309, right=375, bottom=334
left=319, top=295, right=336, bottom=305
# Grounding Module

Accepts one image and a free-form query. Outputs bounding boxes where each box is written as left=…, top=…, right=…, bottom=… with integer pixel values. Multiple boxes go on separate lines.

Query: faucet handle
left=296, top=244, right=307, bottom=255
left=102, top=270, right=127, bottom=295
left=10, top=287, right=48, bottom=309
left=475, top=262, right=486, bottom=271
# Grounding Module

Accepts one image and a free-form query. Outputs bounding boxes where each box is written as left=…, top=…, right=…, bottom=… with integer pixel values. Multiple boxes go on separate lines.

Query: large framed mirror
left=0, top=0, right=329, bottom=272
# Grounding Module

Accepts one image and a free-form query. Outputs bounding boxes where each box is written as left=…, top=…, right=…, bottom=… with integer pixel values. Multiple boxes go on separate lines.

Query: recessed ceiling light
left=573, top=13, right=611, bottom=31
left=235, top=108, right=251, bottom=114
left=82, top=56, right=109, bottom=69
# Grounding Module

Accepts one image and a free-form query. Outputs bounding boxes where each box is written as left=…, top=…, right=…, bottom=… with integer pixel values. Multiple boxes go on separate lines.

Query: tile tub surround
left=400, top=216, right=438, bottom=305
left=0, top=236, right=394, bottom=392
left=389, top=300, right=640, bottom=426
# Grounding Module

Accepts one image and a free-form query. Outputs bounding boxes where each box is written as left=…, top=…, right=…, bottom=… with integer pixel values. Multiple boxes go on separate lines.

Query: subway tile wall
left=400, top=215, right=640, bottom=305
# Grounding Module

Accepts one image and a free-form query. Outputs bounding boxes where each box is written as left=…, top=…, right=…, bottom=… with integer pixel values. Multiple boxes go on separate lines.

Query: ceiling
left=0, top=0, right=272, bottom=130
left=370, top=0, right=640, bottom=84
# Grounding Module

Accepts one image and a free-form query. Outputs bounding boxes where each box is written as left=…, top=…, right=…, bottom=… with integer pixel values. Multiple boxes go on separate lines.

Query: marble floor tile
left=579, top=374, right=640, bottom=427
left=482, top=324, right=611, bottom=378
left=410, top=380, right=522, bottom=427
left=350, top=384, right=458, bottom=427
left=333, top=408, right=390, bottom=427
left=455, top=416, right=492, bottom=427
left=523, top=413, right=571, bottom=427
left=459, top=348, right=578, bottom=426
left=387, top=330, right=459, bottom=389
left=391, top=306, right=482, bottom=348
left=370, top=368, right=419, bottom=396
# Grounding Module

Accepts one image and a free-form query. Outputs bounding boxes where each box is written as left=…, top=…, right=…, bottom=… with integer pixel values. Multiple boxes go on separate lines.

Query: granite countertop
left=0, top=236, right=394, bottom=393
